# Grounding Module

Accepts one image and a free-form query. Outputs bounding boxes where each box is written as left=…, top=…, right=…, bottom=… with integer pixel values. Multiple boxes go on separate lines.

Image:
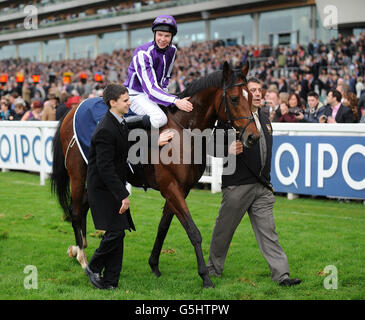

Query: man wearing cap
left=124, top=15, right=193, bottom=129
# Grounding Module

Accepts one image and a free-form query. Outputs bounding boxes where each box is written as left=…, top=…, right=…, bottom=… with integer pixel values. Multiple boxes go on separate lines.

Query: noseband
left=217, top=79, right=255, bottom=142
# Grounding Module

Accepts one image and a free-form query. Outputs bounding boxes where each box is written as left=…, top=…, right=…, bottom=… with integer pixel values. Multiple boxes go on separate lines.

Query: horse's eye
left=230, top=96, right=239, bottom=105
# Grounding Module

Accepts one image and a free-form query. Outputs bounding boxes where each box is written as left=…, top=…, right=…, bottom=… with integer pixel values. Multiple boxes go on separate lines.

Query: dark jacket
left=87, top=110, right=135, bottom=232
left=222, top=109, right=273, bottom=189
left=56, top=103, right=70, bottom=121
left=322, top=104, right=354, bottom=123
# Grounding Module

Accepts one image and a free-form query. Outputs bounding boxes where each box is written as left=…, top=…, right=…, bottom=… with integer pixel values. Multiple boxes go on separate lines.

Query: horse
left=50, top=61, right=259, bottom=288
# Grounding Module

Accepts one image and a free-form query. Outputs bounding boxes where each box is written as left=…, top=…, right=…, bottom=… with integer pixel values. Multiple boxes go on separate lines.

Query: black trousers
left=88, top=230, right=125, bottom=287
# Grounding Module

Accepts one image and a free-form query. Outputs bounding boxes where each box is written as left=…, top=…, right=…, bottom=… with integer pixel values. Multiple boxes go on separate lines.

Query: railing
left=1, top=121, right=364, bottom=199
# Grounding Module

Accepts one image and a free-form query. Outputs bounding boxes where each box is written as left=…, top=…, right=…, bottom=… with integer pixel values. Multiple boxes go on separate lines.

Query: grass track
left=0, top=171, right=364, bottom=300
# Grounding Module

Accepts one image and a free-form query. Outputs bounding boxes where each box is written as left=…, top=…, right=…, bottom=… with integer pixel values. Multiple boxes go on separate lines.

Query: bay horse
left=50, top=61, right=259, bottom=288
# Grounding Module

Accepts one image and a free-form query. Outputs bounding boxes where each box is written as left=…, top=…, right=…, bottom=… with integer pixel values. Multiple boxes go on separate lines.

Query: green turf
left=0, top=171, right=364, bottom=300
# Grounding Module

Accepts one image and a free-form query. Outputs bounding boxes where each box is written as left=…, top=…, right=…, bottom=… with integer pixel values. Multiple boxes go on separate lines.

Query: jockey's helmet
left=152, top=15, right=177, bottom=36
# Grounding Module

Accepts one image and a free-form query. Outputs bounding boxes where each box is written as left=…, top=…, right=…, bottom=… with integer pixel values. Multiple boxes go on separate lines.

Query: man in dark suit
left=85, top=83, right=135, bottom=290
left=299, top=72, right=316, bottom=103
left=319, top=89, right=353, bottom=123
left=207, top=77, right=301, bottom=286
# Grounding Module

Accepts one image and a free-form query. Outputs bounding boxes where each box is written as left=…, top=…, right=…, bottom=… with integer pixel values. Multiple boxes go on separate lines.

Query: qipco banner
left=271, top=136, right=365, bottom=199
left=0, top=126, right=56, bottom=174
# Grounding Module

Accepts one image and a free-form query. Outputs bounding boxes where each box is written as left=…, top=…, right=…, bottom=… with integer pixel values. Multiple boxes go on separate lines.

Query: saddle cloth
left=74, top=97, right=136, bottom=163
left=74, top=97, right=108, bottom=163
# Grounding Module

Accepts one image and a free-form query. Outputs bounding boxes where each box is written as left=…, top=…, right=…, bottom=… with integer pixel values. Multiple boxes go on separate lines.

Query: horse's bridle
left=167, top=78, right=255, bottom=142
left=216, top=79, right=255, bottom=142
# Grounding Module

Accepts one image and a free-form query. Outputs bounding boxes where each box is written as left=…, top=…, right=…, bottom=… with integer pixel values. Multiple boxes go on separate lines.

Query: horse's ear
left=241, top=60, right=250, bottom=78
left=223, top=61, right=231, bottom=84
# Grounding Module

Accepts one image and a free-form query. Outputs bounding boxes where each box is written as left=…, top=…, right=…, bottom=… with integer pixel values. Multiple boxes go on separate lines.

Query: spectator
left=336, top=82, right=350, bottom=102
left=42, top=100, right=56, bottom=121
left=8, top=92, right=18, bottom=111
left=355, top=77, right=365, bottom=98
left=47, top=93, right=60, bottom=109
left=343, top=91, right=359, bottom=123
left=263, top=89, right=280, bottom=121
left=358, top=92, right=365, bottom=123
left=299, top=72, right=316, bottom=102
left=279, top=92, right=289, bottom=105
left=288, top=92, right=305, bottom=122
left=302, top=91, right=324, bottom=123
left=21, top=82, right=32, bottom=105
left=318, top=68, right=330, bottom=96
left=21, top=100, right=43, bottom=121
left=56, top=92, right=70, bottom=120
left=66, top=95, right=81, bottom=109
left=277, top=76, right=288, bottom=93
left=0, top=99, right=15, bottom=120
left=277, top=101, right=297, bottom=123
left=13, top=99, right=27, bottom=120
left=319, top=89, right=353, bottom=123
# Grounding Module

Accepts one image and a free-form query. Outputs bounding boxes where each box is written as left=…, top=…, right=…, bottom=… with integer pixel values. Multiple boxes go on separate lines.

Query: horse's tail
left=50, top=113, right=72, bottom=222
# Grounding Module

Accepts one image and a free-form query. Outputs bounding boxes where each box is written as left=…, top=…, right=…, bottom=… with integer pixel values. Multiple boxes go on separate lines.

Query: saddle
left=73, top=97, right=150, bottom=189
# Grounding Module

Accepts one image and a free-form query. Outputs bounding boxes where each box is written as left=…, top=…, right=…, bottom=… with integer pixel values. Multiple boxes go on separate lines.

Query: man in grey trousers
left=207, top=77, right=301, bottom=286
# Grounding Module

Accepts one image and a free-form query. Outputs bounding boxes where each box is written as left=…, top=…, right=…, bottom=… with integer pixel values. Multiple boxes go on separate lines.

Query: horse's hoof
left=77, top=250, right=88, bottom=269
left=151, top=266, right=161, bottom=278
left=149, top=259, right=161, bottom=277
left=67, top=246, right=77, bottom=258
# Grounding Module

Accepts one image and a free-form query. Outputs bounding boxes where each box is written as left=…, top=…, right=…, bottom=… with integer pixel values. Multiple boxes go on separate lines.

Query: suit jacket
left=222, top=109, right=273, bottom=188
left=299, top=78, right=316, bottom=102
left=87, top=110, right=135, bottom=232
left=323, top=104, right=354, bottom=123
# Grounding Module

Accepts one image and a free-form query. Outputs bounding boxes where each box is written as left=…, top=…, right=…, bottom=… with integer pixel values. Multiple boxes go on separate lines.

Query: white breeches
left=128, top=88, right=168, bottom=128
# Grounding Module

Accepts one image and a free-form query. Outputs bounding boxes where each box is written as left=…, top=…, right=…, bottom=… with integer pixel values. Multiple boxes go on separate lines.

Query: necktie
left=253, top=112, right=261, bottom=133
left=253, top=112, right=266, bottom=169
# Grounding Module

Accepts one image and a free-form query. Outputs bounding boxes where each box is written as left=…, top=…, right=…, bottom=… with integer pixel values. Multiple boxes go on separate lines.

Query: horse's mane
left=178, top=67, right=243, bottom=99
left=178, top=70, right=223, bottom=99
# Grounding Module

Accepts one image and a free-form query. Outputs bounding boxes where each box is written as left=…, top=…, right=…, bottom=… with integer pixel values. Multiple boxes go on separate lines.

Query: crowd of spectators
left=1, top=32, right=365, bottom=123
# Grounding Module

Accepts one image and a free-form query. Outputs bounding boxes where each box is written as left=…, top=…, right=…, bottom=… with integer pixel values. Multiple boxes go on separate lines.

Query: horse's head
left=215, top=61, right=260, bottom=148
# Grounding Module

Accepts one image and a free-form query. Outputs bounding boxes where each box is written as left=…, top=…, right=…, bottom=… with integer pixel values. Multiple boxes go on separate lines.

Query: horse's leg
left=68, top=177, right=88, bottom=269
left=163, top=185, right=214, bottom=288
left=148, top=202, right=174, bottom=277
left=80, top=190, right=89, bottom=249
left=176, top=211, right=214, bottom=288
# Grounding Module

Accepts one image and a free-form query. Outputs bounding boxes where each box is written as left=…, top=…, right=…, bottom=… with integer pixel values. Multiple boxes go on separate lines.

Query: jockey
left=124, top=15, right=193, bottom=129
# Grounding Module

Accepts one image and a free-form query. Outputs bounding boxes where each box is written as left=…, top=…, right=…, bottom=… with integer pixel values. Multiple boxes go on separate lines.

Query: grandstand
left=0, top=0, right=364, bottom=62
left=0, top=0, right=364, bottom=123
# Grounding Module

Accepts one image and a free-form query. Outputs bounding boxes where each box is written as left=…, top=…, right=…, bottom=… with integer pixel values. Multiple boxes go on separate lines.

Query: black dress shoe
left=84, top=265, right=105, bottom=289
left=105, top=285, right=118, bottom=290
left=279, top=278, right=302, bottom=286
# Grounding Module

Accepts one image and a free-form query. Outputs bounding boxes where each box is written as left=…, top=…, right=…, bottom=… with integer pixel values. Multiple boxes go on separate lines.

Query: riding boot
left=125, top=115, right=151, bottom=130
left=125, top=115, right=152, bottom=191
